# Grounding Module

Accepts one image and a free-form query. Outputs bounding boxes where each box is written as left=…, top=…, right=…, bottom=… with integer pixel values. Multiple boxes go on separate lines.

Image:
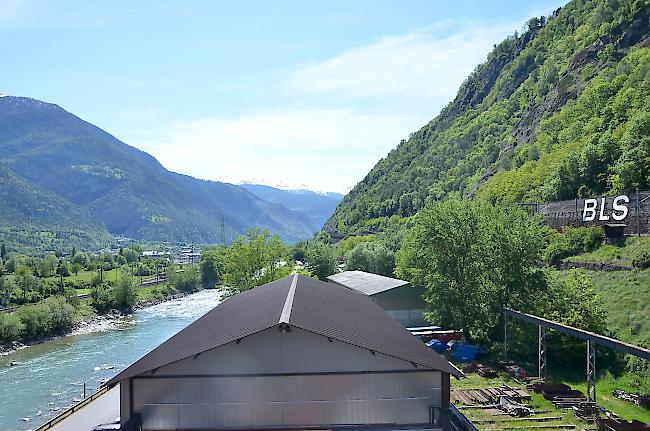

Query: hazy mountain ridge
left=239, top=183, right=343, bottom=231
left=0, top=96, right=318, bottom=249
left=325, top=0, right=650, bottom=233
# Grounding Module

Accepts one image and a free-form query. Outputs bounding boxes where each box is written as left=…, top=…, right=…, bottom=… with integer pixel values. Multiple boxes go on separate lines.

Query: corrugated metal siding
left=133, top=371, right=441, bottom=430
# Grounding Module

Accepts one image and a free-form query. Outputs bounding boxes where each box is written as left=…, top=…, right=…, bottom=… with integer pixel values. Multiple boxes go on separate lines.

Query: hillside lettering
left=582, top=195, right=629, bottom=222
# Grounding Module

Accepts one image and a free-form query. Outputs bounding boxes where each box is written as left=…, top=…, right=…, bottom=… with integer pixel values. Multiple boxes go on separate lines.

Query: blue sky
left=1, top=0, right=566, bottom=192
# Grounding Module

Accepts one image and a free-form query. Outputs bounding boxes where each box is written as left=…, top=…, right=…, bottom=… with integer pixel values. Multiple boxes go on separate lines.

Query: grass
left=550, top=266, right=649, bottom=360
left=577, top=268, right=650, bottom=347
left=570, top=236, right=650, bottom=267
left=45, top=269, right=121, bottom=284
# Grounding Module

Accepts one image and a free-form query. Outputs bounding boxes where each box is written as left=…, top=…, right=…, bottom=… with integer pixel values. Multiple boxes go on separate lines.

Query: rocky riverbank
left=0, top=291, right=193, bottom=357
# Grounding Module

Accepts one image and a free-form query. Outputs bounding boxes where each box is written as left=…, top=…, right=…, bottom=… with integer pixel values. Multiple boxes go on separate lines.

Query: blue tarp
left=426, top=338, right=447, bottom=353
left=450, top=342, right=482, bottom=362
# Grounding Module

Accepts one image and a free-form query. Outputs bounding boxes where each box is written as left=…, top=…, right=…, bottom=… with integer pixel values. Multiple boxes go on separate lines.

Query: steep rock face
left=326, top=0, right=650, bottom=234
left=0, top=97, right=317, bottom=247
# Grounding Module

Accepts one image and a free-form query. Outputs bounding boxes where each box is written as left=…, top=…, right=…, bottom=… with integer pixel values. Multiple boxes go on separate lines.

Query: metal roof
left=109, top=274, right=460, bottom=385
left=327, top=270, right=411, bottom=295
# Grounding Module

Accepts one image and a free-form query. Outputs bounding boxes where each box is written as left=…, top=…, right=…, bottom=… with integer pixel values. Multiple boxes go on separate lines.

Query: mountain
left=239, top=183, right=343, bottom=231
left=0, top=96, right=317, bottom=249
left=325, top=0, right=650, bottom=233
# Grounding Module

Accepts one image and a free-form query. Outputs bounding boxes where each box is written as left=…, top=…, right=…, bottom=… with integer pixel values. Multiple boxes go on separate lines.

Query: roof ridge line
left=279, top=273, right=298, bottom=324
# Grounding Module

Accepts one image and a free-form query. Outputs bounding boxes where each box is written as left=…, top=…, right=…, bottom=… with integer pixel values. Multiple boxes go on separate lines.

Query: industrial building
left=327, top=270, right=428, bottom=327
left=108, top=274, right=460, bottom=430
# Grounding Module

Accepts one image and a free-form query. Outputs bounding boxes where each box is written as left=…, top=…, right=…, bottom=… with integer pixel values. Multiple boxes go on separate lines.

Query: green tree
left=0, top=243, right=6, bottom=259
left=56, top=261, right=70, bottom=277
left=0, top=313, right=23, bottom=343
left=305, top=241, right=338, bottom=281
left=15, top=266, right=37, bottom=303
left=199, top=248, right=224, bottom=288
left=291, top=241, right=308, bottom=261
left=70, top=262, right=83, bottom=276
left=91, top=283, right=114, bottom=313
left=4, top=257, right=16, bottom=274
left=113, top=274, right=138, bottom=310
left=169, top=265, right=201, bottom=293
left=37, top=254, right=58, bottom=278
left=0, top=276, right=12, bottom=308
left=396, top=200, right=544, bottom=342
left=121, top=248, right=140, bottom=264
left=222, top=229, right=290, bottom=295
left=345, top=242, right=395, bottom=277
left=72, top=253, right=89, bottom=268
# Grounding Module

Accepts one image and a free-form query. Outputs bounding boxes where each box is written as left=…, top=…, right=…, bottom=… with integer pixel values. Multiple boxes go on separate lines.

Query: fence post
left=637, top=187, right=641, bottom=237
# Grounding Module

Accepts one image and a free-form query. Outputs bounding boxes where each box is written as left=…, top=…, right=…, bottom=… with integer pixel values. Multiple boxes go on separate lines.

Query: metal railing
left=34, top=385, right=109, bottom=431
left=448, top=404, right=480, bottom=431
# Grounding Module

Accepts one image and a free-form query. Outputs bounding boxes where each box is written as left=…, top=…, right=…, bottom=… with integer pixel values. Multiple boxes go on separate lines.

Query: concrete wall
left=127, top=327, right=444, bottom=430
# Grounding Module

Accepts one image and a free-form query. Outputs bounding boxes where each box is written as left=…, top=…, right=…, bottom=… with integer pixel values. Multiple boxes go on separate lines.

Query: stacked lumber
left=598, top=418, right=650, bottom=431
left=574, top=401, right=599, bottom=422
left=498, top=395, right=534, bottom=417
left=451, top=386, right=531, bottom=405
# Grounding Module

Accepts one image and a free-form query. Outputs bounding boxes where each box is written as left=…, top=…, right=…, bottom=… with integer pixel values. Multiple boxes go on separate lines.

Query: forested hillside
left=0, top=96, right=316, bottom=249
left=326, top=0, right=650, bottom=233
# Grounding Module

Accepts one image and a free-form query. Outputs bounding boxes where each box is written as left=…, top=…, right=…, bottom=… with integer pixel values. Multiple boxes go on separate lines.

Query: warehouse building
left=108, top=274, right=460, bottom=431
left=328, top=270, right=428, bottom=327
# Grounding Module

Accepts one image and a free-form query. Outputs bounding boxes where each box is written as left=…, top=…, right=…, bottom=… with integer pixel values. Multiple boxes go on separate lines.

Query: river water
left=0, top=290, right=222, bottom=431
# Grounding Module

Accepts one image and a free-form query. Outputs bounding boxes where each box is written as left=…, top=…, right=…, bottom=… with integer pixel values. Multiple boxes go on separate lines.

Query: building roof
left=109, top=274, right=460, bottom=386
left=327, top=270, right=411, bottom=295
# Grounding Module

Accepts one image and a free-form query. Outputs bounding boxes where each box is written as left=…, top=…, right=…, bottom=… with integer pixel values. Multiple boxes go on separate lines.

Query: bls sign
left=582, top=195, right=629, bottom=222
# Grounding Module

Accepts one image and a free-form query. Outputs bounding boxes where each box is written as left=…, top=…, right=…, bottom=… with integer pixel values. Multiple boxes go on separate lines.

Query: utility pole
left=219, top=215, right=226, bottom=246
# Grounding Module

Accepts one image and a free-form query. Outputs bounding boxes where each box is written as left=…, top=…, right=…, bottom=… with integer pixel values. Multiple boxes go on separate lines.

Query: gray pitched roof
left=108, top=274, right=460, bottom=386
left=327, top=270, right=410, bottom=295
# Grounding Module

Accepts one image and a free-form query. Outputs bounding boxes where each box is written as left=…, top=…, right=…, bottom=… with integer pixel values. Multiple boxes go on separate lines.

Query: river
left=0, top=290, right=222, bottom=431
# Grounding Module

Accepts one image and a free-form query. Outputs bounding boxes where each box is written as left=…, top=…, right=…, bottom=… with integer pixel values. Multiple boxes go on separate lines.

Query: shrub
left=15, top=297, right=77, bottom=340
left=169, top=266, right=201, bottom=293
left=91, top=283, right=115, bottom=313
left=544, top=226, right=604, bottom=265
left=113, top=275, right=138, bottom=311
left=45, top=297, right=77, bottom=333
left=17, top=303, right=52, bottom=338
left=0, top=313, right=24, bottom=343
left=632, top=251, right=650, bottom=269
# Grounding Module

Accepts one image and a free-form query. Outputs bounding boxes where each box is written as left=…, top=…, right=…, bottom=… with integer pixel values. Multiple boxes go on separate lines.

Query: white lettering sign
left=612, top=195, right=629, bottom=221
left=582, top=199, right=598, bottom=222
left=582, top=195, right=629, bottom=222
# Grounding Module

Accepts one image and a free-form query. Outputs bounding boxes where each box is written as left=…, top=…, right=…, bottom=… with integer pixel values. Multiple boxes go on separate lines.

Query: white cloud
left=137, top=108, right=417, bottom=194
left=136, top=19, right=527, bottom=193
left=287, top=22, right=517, bottom=102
